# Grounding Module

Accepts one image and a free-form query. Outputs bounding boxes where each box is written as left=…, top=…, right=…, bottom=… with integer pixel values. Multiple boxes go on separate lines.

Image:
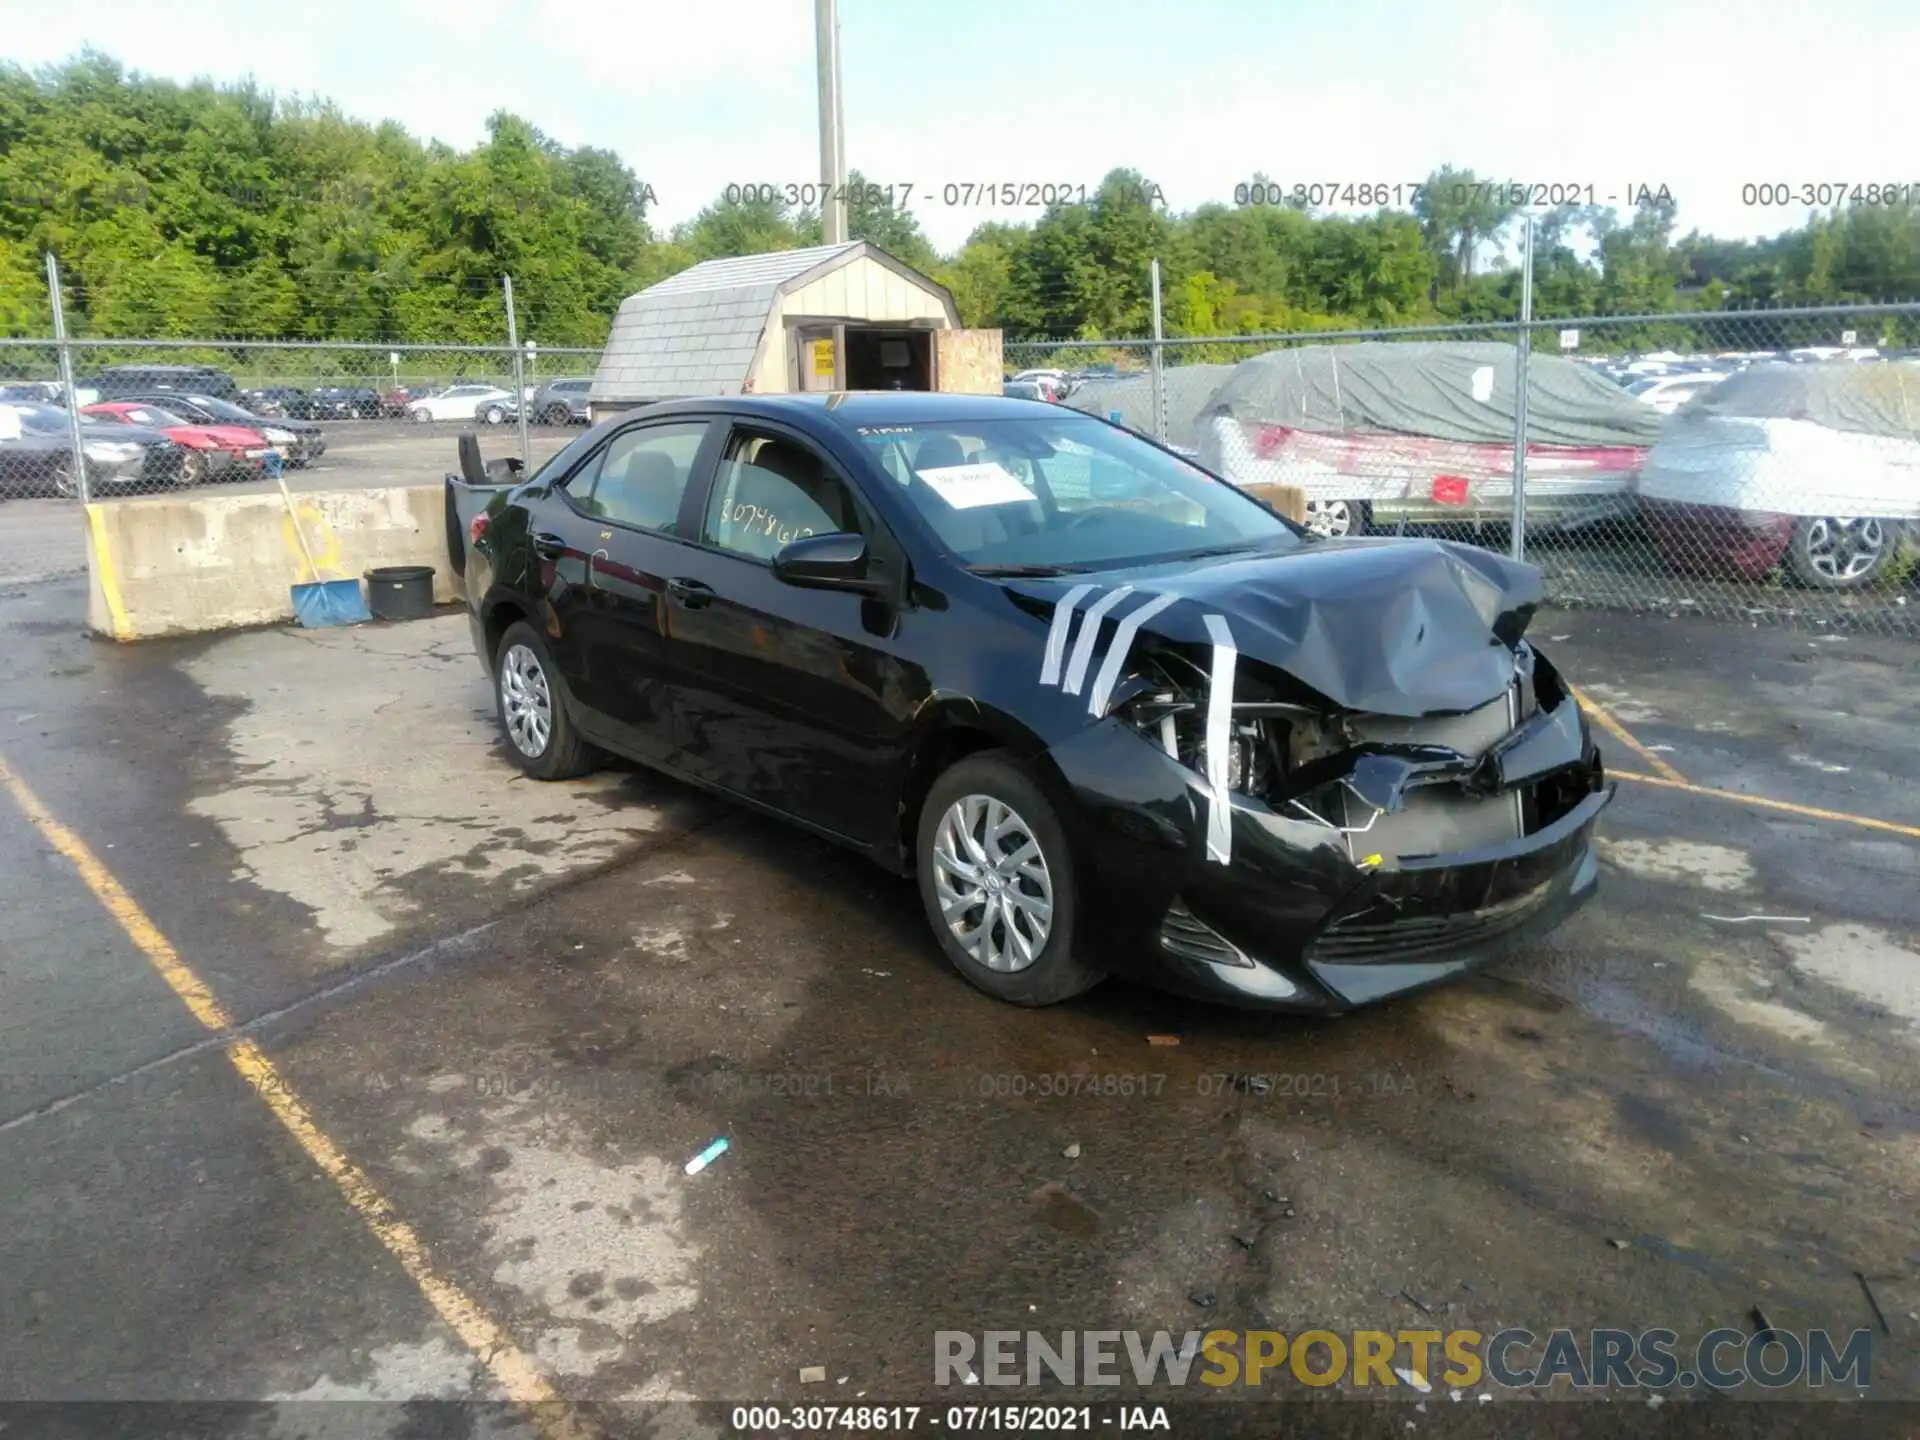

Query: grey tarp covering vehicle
left=1197, top=342, right=1665, bottom=537
left=1065, top=364, right=1238, bottom=455
left=1634, top=361, right=1920, bottom=589
left=1201, top=342, right=1666, bottom=448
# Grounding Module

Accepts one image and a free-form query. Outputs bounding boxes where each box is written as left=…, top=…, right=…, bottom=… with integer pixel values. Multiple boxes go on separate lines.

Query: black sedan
left=0, top=401, right=185, bottom=497
left=448, top=393, right=1612, bottom=1011
left=308, top=386, right=384, bottom=420
left=123, top=392, right=328, bottom=467
left=242, top=386, right=317, bottom=420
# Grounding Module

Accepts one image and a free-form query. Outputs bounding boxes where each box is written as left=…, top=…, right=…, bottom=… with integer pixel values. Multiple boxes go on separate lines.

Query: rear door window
left=565, top=421, right=711, bottom=534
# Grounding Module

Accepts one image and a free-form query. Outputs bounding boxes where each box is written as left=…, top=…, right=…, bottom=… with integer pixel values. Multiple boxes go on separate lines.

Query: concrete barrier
left=85, top=484, right=457, bottom=640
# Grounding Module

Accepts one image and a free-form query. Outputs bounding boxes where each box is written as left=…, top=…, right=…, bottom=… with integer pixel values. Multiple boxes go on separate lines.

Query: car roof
left=640, top=391, right=1085, bottom=431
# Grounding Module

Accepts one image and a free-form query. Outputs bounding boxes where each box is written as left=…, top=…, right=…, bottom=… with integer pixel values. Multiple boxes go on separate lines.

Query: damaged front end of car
left=1037, top=568, right=1613, bottom=1011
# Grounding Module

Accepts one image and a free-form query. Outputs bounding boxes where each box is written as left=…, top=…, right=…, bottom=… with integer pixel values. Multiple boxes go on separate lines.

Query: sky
left=3, top=0, right=1914, bottom=257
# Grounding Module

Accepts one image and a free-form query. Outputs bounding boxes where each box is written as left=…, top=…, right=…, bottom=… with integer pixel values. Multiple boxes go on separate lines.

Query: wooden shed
left=589, top=241, right=1000, bottom=421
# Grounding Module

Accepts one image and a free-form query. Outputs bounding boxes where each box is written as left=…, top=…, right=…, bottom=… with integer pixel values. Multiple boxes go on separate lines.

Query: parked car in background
left=529, top=378, right=593, bottom=424
left=122, top=392, right=327, bottom=468
left=242, top=386, right=317, bottom=420
left=1635, top=363, right=1920, bottom=590
left=1199, top=342, right=1663, bottom=538
left=379, top=387, right=416, bottom=418
left=1001, top=381, right=1048, bottom=401
left=0, top=381, right=65, bottom=405
left=75, top=364, right=243, bottom=406
left=411, top=384, right=512, bottom=423
left=1625, top=371, right=1732, bottom=415
left=79, top=401, right=270, bottom=484
left=309, top=386, right=385, bottom=420
left=0, top=401, right=187, bottom=496
left=446, top=392, right=1611, bottom=1012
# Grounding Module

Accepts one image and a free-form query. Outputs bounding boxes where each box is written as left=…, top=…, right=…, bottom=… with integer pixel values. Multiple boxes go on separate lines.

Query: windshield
left=3, top=403, right=68, bottom=435
left=124, top=406, right=187, bottom=428
left=188, top=395, right=260, bottom=423
left=851, top=412, right=1303, bottom=573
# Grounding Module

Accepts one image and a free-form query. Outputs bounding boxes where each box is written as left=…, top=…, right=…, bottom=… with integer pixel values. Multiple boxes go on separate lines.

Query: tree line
left=3, top=54, right=1917, bottom=355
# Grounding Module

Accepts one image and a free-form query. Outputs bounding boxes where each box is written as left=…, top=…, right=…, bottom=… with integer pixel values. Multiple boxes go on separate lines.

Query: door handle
left=666, top=577, right=716, bottom=609
left=533, top=531, right=568, bottom=559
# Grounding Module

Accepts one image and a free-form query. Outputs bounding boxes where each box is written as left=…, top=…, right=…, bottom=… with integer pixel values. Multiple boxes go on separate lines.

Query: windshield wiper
left=967, top=563, right=1075, bottom=577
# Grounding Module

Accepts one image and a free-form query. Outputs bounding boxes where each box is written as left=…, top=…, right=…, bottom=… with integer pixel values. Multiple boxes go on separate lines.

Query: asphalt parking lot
left=1, top=575, right=1918, bottom=1435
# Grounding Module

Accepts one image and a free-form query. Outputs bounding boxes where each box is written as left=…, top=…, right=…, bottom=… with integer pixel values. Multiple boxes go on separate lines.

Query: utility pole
left=816, top=0, right=847, bottom=244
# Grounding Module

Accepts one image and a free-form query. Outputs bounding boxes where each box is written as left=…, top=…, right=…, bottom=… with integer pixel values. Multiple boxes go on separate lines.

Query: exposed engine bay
left=1106, top=637, right=1594, bottom=866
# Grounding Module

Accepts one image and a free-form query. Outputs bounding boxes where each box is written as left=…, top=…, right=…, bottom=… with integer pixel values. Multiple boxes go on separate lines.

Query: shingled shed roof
left=591, top=241, right=953, bottom=403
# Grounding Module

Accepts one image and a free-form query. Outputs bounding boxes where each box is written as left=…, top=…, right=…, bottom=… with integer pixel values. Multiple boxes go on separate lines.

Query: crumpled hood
left=1011, top=537, right=1542, bottom=718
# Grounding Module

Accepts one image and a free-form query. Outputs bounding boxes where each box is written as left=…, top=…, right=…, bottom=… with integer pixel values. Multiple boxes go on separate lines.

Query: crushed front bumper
left=1047, top=677, right=1612, bottom=1013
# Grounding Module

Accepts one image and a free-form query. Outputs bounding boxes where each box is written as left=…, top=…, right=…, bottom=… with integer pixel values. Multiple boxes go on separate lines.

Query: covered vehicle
left=1634, top=361, right=1920, bottom=589
left=1066, top=363, right=1236, bottom=458
left=117, top=392, right=327, bottom=468
left=0, top=402, right=186, bottom=496
left=1197, top=342, right=1664, bottom=537
left=79, top=402, right=270, bottom=483
left=448, top=393, right=1611, bottom=1013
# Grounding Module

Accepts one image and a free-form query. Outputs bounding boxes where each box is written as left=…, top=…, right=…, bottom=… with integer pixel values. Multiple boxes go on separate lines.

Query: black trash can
left=365, top=565, right=436, bottom=621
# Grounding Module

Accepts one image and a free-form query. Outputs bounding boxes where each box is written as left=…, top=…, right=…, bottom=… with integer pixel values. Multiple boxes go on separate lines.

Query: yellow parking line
left=1613, top=768, right=1920, bottom=841
left=0, top=753, right=588, bottom=1438
left=1569, top=685, right=1688, bottom=785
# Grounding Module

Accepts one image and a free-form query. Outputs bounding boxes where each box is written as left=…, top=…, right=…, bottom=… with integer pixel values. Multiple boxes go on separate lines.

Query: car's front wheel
left=483, top=405, right=506, bottom=425
left=493, top=621, right=598, bottom=779
left=915, top=752, right=1102, bottom=1006
left=1305, top=498, right=1369, bottom=538
left=410, top=408, right=431, bottom=424
left=1787, top=515, right=1899, bottom=589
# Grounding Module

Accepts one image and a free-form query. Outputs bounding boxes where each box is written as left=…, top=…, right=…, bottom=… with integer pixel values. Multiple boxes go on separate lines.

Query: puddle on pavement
left=1597, top=837, right=1755, bottom=892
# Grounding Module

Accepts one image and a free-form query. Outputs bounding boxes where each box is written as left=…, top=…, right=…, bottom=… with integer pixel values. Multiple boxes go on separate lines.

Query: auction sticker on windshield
left=916, top=461, right=1035, bottom=509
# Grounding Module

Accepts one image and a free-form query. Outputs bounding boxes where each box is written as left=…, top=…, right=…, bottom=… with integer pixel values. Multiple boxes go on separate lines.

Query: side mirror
left=772, top=531, right=879, bottom=593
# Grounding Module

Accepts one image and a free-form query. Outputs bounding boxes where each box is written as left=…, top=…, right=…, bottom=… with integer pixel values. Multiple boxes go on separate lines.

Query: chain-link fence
left=1013, top=302, right=1920, bottom=637
left=1, top=264, right=602, bottom=585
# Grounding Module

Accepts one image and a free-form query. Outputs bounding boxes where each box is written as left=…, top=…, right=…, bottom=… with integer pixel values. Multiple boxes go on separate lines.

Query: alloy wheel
left=499, top=643, right=553, bottom=757
left=931, top=793, right=1055, bottom=972
left=49, top=461, right=79, bottom=499
left=1802, top=516, right=1888, bottom=585
left=1306, top=499, right=1357, bottom=538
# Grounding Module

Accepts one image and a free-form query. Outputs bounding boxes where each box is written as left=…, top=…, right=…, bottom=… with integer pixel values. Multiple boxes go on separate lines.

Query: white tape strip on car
left=1062, top=587, right=1137, bottom=696
left=1202, top=613, right=1237, bottom=866
left=1039, top=583, right=1097, bottom=687
left=1087, top=592, right=1179, bottom=717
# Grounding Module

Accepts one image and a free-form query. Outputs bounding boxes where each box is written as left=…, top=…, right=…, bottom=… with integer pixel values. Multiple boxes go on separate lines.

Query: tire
left=915, top=751, right=1102, bottom=1006
left=411, top=408, right=432, bottom=424
left=484, top=406, right=506, bottom=426
left=1306, top=498, right=1369, bottom=538
left=1787, top=516, right=1898, bottom=590
left=175, top=449, right=209, bottom=488
left=542, top=404, right=569, bottom=426
left=49, top=459, right=80, bottom=500
left=493, top=621, right=598, bottom=780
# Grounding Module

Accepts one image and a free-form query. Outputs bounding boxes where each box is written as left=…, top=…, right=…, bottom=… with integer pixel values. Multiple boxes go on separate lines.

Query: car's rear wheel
left=175, top=449, right=208, bottom=488
left=1787, top=516, right=1898, bottom=589
left=493, top=621, right=598, bottom=780
left=1306, top=498, right=1368, bottom=538
left=915, top=752, right=1102, bottom=1006
left=542, top=404, right=569, bottom=425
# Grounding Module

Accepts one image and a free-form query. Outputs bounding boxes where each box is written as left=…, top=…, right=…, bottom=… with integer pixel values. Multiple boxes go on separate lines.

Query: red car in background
left=80, top=402, right=272, bottom=486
